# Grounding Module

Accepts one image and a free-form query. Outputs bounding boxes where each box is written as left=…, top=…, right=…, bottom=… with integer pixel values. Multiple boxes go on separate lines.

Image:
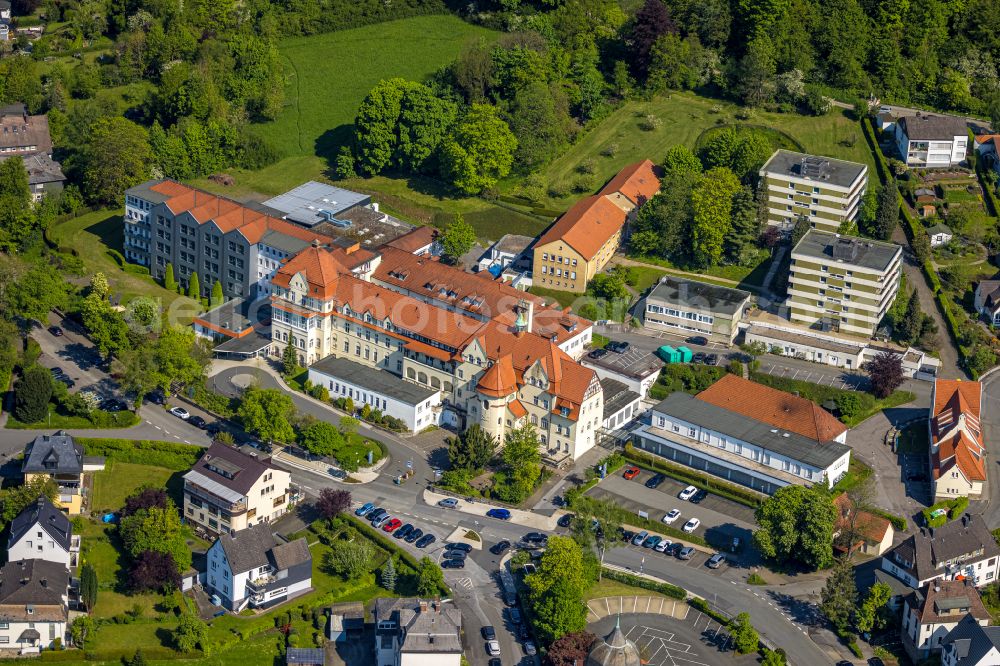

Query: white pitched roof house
left=6, top=497, right=79, bottom=569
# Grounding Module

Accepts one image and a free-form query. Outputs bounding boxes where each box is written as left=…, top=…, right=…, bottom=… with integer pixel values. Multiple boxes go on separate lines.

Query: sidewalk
left=422, top=488, right=561, bottom=531
left=270, top=445, right=380, bottom=483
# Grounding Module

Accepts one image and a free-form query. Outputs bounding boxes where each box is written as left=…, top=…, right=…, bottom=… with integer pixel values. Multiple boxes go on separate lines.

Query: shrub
left=922, top=497, right=969, bottom=527
left=78, top=438, right=202, bottom=470
left=600, top=568, right=686, bottom=599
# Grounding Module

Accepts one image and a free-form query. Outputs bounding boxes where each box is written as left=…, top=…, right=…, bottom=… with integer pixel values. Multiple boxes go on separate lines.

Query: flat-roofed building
left=760, top=150, right=868, bottom=233
left=788, top=230, right=902, bottom=336
left=640, top=275, right=751, bottom=344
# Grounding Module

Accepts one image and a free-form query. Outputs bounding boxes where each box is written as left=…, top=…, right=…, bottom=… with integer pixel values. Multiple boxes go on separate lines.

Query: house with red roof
left=531, top=160, right=660, bottom=293
left=930, top=379, right=986, bottom=499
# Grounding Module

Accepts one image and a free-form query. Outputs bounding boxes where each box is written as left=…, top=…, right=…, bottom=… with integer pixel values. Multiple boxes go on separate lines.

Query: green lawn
left=584, top=577, right=675, bottom=602
left=48, top=209, right=202, bottom=319
left=519, top=92, right=875, bottom=211
left=6, top=410, right=138, bottom=430
left=91, top=461, right=175, bottom=512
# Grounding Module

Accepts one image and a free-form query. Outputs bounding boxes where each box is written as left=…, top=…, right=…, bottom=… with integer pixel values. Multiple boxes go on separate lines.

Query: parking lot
left=587, top=469, right=757, bottom=556
left=588, top=613, right=758, bottom=666
left=757, top=360, right=866, bottom=391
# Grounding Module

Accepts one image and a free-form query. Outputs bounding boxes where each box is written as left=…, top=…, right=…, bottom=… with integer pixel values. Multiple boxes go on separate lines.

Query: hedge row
left=78, top=438, right=204, bottom=471
left=600, top=568, right=686, bottom=600
left=40, top=647, right=202, bottom=662
left=340, top=514, right=450, bottom=597
left=688, top=597, right=731, bottom=625
left=869, top=506, right=907, bottom=532
left=922, top=496, right=970, bottom=528
left=861, top=118, right=892, bottom=185
left=623, top=444, right=765, bottom=508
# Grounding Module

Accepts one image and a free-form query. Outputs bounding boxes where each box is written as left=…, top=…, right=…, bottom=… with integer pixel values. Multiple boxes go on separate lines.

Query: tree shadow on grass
left=315, top=125, right=356, bottom=177
left=83, top=213, right=126, bottom=255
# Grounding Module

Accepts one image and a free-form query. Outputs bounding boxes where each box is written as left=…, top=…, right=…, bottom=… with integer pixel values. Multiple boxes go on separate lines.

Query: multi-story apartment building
left=788, top=230, right=902, bottom=337
left=182, top=442, right=291, bottom=535
left=902, top=580, right=990, bottom=662
left=894, top=114, right=969, bottom=167
left=0, top=560, right=68, bottom=653
left=374, top=598, right=463, bottom=666
left=633, top=374, right=851, bottom=495
left=532, top=160, right=660, bottom=293
left=759, top=150, right=868, bottom=233
left=269, top=245, right=603, bottom=463
left=640, top=275, right=751, bottom=344
left=930, top=379, right=985, bottom=499
left=882, top=514, right=1000, bottom=589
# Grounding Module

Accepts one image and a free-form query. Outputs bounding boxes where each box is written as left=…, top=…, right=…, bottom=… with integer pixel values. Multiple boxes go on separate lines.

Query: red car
left=382, top=518, right=402, bottom=532
left=623, top=466, right=640, bottom=480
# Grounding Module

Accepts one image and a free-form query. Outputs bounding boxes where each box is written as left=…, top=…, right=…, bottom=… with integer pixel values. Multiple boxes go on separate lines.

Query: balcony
left=70, top=536, right=81, bottom=553
left=185, top=483, right=248, bottom=515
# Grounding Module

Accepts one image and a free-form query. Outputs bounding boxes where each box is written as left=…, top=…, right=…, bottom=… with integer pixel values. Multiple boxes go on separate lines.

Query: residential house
left=974, top=280, right=1000, bottom=326
left=633, top=374, right=851, bottom=495
left=0, top=560, right=68, bottom=653
left=833, top=493, right=894, bottom=556
left=0, top=104, right=65, bottom=202
left=941, top=614, right=1000, bottom=666
left=639, top=275, right=751, bottom=344
left=308, top=356, right=443, bottom=433
left=270, top=244, right=604, bottom=464
left=532, top=160, right=660, bottom=293
left=929, top=223, right=954, bottom=247
left=374, top=598, right=462, bottom=666
left=383, top=225, right=440, bottom=257
left=22, top=431, right=105, bottom=515
left=788, top=230, right=903, bottom=337
left=894, top=113, right=969, bottom=167
left=759, top=150, right=869, bottom=233
left=327, top=601, right=364, bottom=643
left=182, top=442, right=292, bottom=535
left=902, top=580, right=990, bottom=662
left=881, top=514, right=1000, bottom=589
left=7, top=497, right=79, bottom=568
left=205, top=523, right=311, bottom=612
left=0, top=1, right=10, bottom=21
left=930, top=379, right=985, bottom=499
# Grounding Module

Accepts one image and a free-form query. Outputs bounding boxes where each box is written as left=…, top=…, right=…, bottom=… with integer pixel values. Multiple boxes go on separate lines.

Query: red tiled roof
left=931, top=380, right=985, bottom=483
left=271, top=245, right=349, bottom=300
left=535, top=195, right=627, bottom=261
left=507, top=399, right=527, bottom=419
left=833, top=493, right=891, bottom=547
left=477, top=355, right=518, bottom=398
left=695, top=374, right=847, bottom=443
left=385, top=226, right=437, bottom=253
left=599, top=159, right=662, bottom=206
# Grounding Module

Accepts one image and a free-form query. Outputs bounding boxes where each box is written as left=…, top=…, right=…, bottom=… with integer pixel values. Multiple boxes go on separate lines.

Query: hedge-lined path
left=587, top=595, right=690, bottom=622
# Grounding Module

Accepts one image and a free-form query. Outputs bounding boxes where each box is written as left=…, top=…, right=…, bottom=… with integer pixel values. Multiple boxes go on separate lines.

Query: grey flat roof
left=261, top=229, right=313, bottom=255
left=761, top=150, right=867, bottom=188
left=197, top=298, right=270, bottom=335
left=310, top=356, right=438, bottom=406
left=747, top=324, right=862, bottom=355
left=263, top=181, right=370, bottom=227
left=792, top=229, right=901, bottom=272
left=653, top=392, right=850, bottom=468
left=584, top=350, right=663, bottom=380
left=646, top=275, right=751, bottom=316
left=127, top=179, right=174, bottom=205
left=214, top=332, right=272, bottom=355
left=600, top=378, right=640, bottom=420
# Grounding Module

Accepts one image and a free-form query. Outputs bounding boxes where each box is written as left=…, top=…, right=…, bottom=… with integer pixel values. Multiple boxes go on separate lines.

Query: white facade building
left=882, top=515, right=1000, bottom=590
left=894, top=114, right=969, bottom=167
left=6, top=498, right=78, bottom=569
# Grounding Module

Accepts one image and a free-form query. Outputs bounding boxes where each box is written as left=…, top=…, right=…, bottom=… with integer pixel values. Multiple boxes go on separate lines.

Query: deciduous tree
left=128, top=550, right=181, bottom=593
left=325, top=539, right=374, bottom=580
left=172, top=613, right=207, bottom=653
left=446, top=424, right=496, bottom=471
left=855, top=581, right=891, bottom=633
left=525, top=536, right=589, bottom=643
left=820, top=556, right=857, bottom=633
left=495, top=424, right=542, bottom=503
left=316, top=488, right=351, bottom=519
left=119, top=502, right=192, bottom=573
left=873, top=181, right=899, bottom=241
left=730, top=612, right=759, bottom=654
left=439, top=104, right=517, bottom=195
left=300, top=421, right=345, bottom=458
left=416, top=556, right=445, bottom=596
left=80, top=563, right=98, bottom=611
left=866, top=351, right=904, bottom=399
left=237, top=387, right=296, bottom=444
left=754, top=484, right=836, bottom=570
left=440, top=214, right=476, bottom=263
left=690, top=167, right=741, bottom=266
left=546, top=631, right=596, bottom=666
left=662, top=145, right=702, bottom=177
left=629, top=0, right=676, bottom=81
left=82, top=117, right=152, bottom=204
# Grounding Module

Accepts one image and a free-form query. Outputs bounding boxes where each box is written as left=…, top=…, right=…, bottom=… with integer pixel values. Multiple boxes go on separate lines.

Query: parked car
left=438, top=498, right=459, bottom=509
left=486, top=508, right=511, bottom=520
left=632, top=531, right=648, bottom=546
left=371, top=514, right=392, bottom=529
left=692, top=352, right=706, bottom=363
left=328, top=468, right=347, bottom=479
left=48, top=326, right=63, bottom=337
left=394, top=524, right=413, bottom=540
left=557, top=513, right=573, bottom=528
left=490, top=540, right=511, bottom=555
left=663, top=542, right=682, bottom=556
left=442, top=558, right=465, bottom=569
left=621, top=530, right=635, bottom=543
left=206, top=421, right=224, bottom=435
left=169, top=407, right=190, bottom=420
left=686, top=336, right=708, bottom=345
left=691, top=489, right=708, bottom=504
left=662, top=509, right=682, bottom=524
left=404, top=528, right=423, bottom=543
left=518, top=624, right=531, bottom=640
left=645, top=473, right=666, bottom=489
left=59, top=377, right=76, bottom=389
left=443, top=549, right=467, bottom=561
left=623, top=466, right=640, bottom=480
left=482, top=626, right=496, bottom=640
left=509, top=608, right=522, bottom=625
left=679, top=485, right=698, bottom=501
left=654, top=539, right=673, bottom=553
left=607, top=341, right=630, bottom=353
left=447, top=543, right=473, bottom=553
left=588, top=348, right=609, bottom=360
left=522, top=532, right=547, bottom=545
left=355, top=503, right=375, bottom=517
left=643, top=535, right=662, bottom=549
left=705, top=353, right=719, bottom=366
left=486, top=640, right=501, bottom=656
left=677, top=546, right=695, bottom=560
left=415, top=534, right=436, bottom=548
left=188, top=415, right=207, bottom=429
left=146, top=390, right=166, bottom=405
left=382, top=519, right=402, bottom=532
left=524, top=640, right=537, bottom=656
left=707, top=553, right=726, bottom=569
left=100, top=398, right=128, bottom=412
left=49, top=367, right=65, bottom=377
left=489, top=659, right=502, bottom=666
left=682, top=518, right=701, bottom=533
left=367, top=508, right=386, bottom=522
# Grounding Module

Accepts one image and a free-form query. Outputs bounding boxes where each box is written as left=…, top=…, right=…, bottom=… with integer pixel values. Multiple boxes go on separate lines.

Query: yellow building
left=532, top=160, right=661, bottom=293
left=21, top=432, right=105, bottom=515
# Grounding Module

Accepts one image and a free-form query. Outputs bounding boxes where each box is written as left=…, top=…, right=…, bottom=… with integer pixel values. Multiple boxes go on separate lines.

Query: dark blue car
left=486, top=508, right=511, bottom=520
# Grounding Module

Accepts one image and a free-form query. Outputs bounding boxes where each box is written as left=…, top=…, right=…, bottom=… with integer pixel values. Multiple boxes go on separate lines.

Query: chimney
left=40, top=579, right=47, bottom=588
left=419, top=600, right=428, bottom=613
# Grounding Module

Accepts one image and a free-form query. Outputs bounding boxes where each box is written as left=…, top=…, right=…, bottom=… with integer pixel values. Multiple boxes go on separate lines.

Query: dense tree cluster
left=754, top=484, right=837, bottom=570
